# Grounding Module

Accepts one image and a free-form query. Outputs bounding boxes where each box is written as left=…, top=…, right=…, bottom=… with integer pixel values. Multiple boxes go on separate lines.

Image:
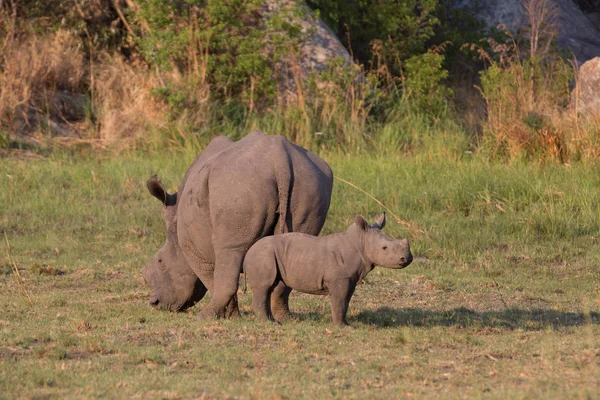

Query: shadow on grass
left=353, top=307, right=600, bottom=330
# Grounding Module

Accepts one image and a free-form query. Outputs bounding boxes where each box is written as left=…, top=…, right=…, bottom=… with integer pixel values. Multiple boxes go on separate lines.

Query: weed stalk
left=4, top=231, right=33, bottom=304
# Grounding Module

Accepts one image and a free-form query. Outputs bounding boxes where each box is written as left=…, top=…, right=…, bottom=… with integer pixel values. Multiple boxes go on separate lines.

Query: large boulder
left=263, top=1, right=353, bottom=74
left=262, top=1, right=357, bottom=104
left=574, top=57, right=600, bottom=115
left=450, top=0, right=600, bottom=64
left=575, top=0, right=600, bottom=30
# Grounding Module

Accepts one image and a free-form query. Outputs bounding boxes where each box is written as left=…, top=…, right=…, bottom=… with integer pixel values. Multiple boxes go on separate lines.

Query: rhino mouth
left=149, top=295, right=160, bottom=306
left=148, top=296, right=176, bottom=311
left=148, top=294, right=198, bottom=312
left=398, top=254, right=413, bottom=268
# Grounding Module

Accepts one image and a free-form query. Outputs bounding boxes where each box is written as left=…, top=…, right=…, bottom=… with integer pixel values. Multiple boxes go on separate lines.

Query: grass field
left=1, top=147, right=599, bottom=399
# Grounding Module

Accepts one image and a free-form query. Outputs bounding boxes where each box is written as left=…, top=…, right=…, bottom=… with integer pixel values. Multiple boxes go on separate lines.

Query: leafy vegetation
left=307, top=0, right=440, bottom=71
left=2, top=0, right=596, bottom=162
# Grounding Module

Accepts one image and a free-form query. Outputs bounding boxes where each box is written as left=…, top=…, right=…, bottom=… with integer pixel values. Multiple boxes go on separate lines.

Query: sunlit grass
left=1, top=148, right=599, bottom=399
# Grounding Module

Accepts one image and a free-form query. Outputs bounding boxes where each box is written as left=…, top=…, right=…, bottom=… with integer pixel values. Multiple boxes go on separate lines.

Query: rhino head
left=142, top=176, right=207, bottom=311
left=354, top=212, right=413, bottom=269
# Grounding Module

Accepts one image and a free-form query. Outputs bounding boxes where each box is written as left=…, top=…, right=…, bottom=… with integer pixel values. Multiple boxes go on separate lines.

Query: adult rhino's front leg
left=197, top=249, right=244, bottom=319
left=191, top=259, right=240, bottom=319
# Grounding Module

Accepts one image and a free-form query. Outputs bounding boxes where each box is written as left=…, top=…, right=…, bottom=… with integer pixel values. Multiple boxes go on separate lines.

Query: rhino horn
left=373, top=211, right=386, bottom=230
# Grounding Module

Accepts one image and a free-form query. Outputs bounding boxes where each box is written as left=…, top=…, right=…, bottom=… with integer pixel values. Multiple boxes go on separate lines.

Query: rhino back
left=176, top=131, right=333, bottom=265
left=271, top=136, right=333, bottom=236
left=261, top=232, right=359, bottom=295
left=179, top=136, right=234, bottom=193
left=176, top=133, right=283, bottom=262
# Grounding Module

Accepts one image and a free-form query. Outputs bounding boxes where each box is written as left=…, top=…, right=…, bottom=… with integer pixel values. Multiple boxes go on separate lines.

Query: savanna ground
left=1, top=144, right=599, bottom=399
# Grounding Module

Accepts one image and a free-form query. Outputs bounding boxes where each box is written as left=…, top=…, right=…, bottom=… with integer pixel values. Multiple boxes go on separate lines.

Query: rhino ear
left=147, top=175, right=177, bottom=206
left=373, top=212, right=386, bottom=230
left=354, top=215, right=369, bottom=231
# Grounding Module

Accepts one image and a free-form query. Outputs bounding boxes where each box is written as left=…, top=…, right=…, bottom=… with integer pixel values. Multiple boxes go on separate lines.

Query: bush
left=306, top=0, right=440, bottom=75
left=403, top=51, right=453, bottom=119
left=477, top=32, right=576, bottom=162
left=132, top=0, right=300, bottom=111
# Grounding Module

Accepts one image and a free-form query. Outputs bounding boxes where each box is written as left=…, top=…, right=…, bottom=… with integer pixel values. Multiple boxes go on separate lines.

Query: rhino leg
left=329, top=279, right=356, bottom=327
left=271, top=282, right=292, bottom=322
left=251, top=284, right=274, bottom=322
left=197, top=249, right=244, bottom=319
left=194, top=261, right=215, bottom=292
left=192, top=260, right=241, bottom=319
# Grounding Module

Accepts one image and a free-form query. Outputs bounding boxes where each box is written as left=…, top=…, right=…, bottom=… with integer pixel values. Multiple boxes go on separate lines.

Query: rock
left=51, top=91, right=87, bottom=122
left=574, top=57, right=600, bottom=115
left=576, top=0, right=600, bottom=29
left=11, top=90, right=86, bottom=138
left=47, top=120, right=82, bottom=138
left=263, top=1, right=353, bottom=73
left=586, top=11, right=600, bottom=30
left=449, top=0, right=600, bottom=64
left=262, top=1, right=358, bottom=104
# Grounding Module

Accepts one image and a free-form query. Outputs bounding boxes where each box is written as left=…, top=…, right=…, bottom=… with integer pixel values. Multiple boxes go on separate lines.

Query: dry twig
left=333, top=176, right=425, bottom=238
left=4, top=231, right=33, bottom=304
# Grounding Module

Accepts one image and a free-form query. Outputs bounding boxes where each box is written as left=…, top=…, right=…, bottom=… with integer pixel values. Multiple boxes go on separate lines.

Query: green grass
left=1, top=148, right=599, bottom=399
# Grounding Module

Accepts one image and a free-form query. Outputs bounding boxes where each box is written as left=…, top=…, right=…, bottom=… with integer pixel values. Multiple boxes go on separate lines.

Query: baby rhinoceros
left=243, top=213, right=413, bottom=326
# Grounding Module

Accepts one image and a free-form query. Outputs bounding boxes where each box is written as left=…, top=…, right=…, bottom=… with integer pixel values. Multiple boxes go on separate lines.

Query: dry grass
left=471, top=0, right=600, bottom=162
left=0, top=29, right=87, bottom=137
left=91, top=53, right=163, bottom=144
left=0, top=29, right=210, bottom=148
left=478, top=50, right=600, bottom=163
left=2, top=0, right=600, bottom=159
left=0, top=23, right=211, bottom=148
left=522, top=0, right=558, bottom=59
left=3, top=231, right=32, bottom=305
left=333, top=175, right=425, bottom=238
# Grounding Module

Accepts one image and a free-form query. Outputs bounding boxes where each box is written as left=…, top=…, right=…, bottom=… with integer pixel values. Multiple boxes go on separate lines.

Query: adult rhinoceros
left=143, top=130, right=333, bottom=320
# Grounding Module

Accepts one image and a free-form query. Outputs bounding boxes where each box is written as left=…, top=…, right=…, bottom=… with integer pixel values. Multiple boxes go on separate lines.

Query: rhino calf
left=243, top=213, right=413, bottom=326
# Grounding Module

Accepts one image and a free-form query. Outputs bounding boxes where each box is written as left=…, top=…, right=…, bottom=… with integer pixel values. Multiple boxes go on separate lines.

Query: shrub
left=306, top=0, right=440, bottom=75
left=403, top=51, right=453, bottom=119
left=0, top=29, right=87, bottom=137
left=132, top=0, right=300, bottom=112
left=477, top=27, right=575, bottom=162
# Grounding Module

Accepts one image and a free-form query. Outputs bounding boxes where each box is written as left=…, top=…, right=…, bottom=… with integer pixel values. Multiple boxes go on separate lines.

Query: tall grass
left=0, top=5, right=454, bottom=154
left=0, top=29, right=87, bottom=138
left=92, top=53, right=162, bottom=145
left=0, top=29, right=375, bottom=151
left=2, top=0, right=600, bottom=162
left=474, top=0, right=600, bottom=162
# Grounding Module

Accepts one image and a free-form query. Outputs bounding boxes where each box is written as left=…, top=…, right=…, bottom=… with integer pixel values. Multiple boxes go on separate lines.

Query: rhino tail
left=147, top=175, right=178, bottom=206
left=275, top=158, right=292, bottom=235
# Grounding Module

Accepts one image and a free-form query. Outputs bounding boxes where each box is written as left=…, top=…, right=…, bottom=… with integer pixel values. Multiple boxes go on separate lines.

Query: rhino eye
left=158, top=258, right=163, bottom=264
left=382, top=246, right=388, bottom=250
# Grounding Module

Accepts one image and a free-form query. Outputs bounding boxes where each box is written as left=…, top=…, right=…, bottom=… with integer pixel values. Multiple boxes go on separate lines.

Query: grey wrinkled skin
left=143, top=130, right=333, bottom=320
left=243, top=213, right=413, bottom=326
